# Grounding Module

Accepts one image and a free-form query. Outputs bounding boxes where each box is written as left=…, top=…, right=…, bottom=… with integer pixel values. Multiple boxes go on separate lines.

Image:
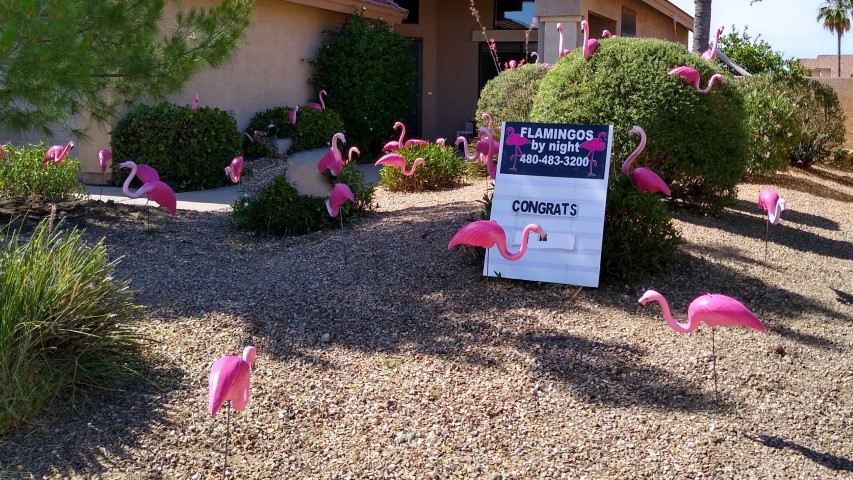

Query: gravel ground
left=0, top=165, right=851, bottom=479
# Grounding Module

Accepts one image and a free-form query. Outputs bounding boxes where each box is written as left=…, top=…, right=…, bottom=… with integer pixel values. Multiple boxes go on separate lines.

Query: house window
left=495, top=1, right=537, bottom=30
left=398, top=0, right=419, bottom=24
left=478, top=42, right=538, bottom=91
left=621, top=7, right=636, bottom=37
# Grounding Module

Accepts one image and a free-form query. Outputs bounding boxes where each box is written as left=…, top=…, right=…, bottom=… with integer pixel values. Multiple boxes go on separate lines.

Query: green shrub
left=718, top=26, right=808, bottom=77
left=0, top=218, right=144, bottom=433
left=307, top=14, right=416, bottom=155
left=231, top=164, right=374, bottom=236
left=111, top=102, right=241, bottom=191
left=786, top=77, right=845, bottom=168
left=734, top=75, right=800, bottom=177
left=0, top=143, right=87, bottom=200
left=476, top=63, right=549, bottom=139
left=531, top=38, right=749, bottom=212
left=601, top=175, right=683, bottom=282
left=377, top=143, right=467, bottom=192
left=290, top=107, right=346, bottom=154
left=243, top=107, right=296, bottom=160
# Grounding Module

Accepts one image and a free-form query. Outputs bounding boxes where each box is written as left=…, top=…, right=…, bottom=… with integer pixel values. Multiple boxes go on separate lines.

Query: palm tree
left=692, top=0, right=713, bottom=54
left=818, top=0, right=852, bottom=77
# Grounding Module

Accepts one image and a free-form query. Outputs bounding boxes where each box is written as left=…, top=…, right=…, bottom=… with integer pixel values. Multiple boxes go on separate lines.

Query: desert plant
left=734, top=75, right=800, bottom=177
left=377, top=143, right=467, bottom=192
left=476, top=63, right=549, bottom=139
left=786, top=77, right=845, bottom=168
left=290, top=107, right=346, bottom=154
left=718, top=26, right=808, bottom=77
left=307, top=14, right=416, bottom=155
left=111, top=102, right=241, bottom=191
left=0, top=218, right=144, bottom=433
left=531, top=37, right=749, bottom=212
left=0, top=143, right=87, bottom=200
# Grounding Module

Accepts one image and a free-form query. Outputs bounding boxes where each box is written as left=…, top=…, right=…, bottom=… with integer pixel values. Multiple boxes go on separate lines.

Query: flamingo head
left=531, top=224, right=547, bottom=241
left=557, top=22, right=563, bottom=34
left=242, top=346, right=257, bottom=370
left=628, top=126, right=644, bottom=138
left=348, top=147, right=360, bottom=162
left=455, top=136, right=467, bottom=149
left=117, top=160, right=135, bottom=170
left=332, top=132, right=346, bottom=146
left=778, top=197, right=787, bottom=213
left=435, top=137, right=446, bottom=146
left=638, top=290, right=663, bottom=306
left=581, top=20, right=589, bottom=35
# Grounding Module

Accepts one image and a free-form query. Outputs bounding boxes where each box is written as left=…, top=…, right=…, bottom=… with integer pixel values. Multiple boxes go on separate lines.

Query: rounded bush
left=476, top=64, right=549, bottom=138
left=377, top=143, right=467, bottom=192
left=290, top=107, right=346, bottom=154
left=531, top=38, right=749, bottom=212
left=231, top=164, right=374, bottom=236
left=111, top=103, right=241, bottom=191
left=734, top=74, right=800, bottom=177
left=784, top=77, right=845, bottom=168
left=308, top=14, right=416, bottom=155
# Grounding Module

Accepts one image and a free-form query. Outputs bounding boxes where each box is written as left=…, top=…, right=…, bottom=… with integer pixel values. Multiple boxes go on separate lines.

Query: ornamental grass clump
left=0, top=143, right=86, bottom=200
left=0, top=218, right=144, bottom=433
left=377, top=143, right=467, bottom=192
left=531, top=37, right=749, bottom=212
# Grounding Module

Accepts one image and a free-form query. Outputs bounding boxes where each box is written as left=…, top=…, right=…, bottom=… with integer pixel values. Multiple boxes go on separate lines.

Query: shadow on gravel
left=834, top=289, right=853, bottom=306
left=726, top=198, right=840, bottom=231
left=750, top=434, right=853, bottom=472
left=768, top=324, right=843, bottom=351
left=519, top=333, right=716, bottom=411
left=0, top=362, right=179, bottom=479
left=770, top=172, right=853, bottom=203
left=674, top=207, right=853, bottom=261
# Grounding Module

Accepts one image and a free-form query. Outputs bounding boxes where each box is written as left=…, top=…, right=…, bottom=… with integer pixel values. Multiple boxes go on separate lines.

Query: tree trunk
left=838, top=30, right=843, bottom=77
left=692, top=0, right=713, bottom=53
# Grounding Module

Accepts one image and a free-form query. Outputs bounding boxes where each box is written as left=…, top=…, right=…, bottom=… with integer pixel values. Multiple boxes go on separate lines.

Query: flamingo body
left=317, top=132, right=346, bottom=176
left=668, top=66, right=725, bottom=93
left=375, top=153, right=425, bottom=176
left=581, top=20, right=599, bottom=60
left=621, top=126, right=671, bottom=196
left=208, top=346, right=256, bottom=416
left=448, top=220, right=547, bottom=261
left=43, top=141, right=75, bottom=164
left=225, top=156, right=244, bottom=183
left=404, top=138, right=429, bottom=148
left=118, top=161, right=177, bottom=217
left=97, top=149, right=112, bottom=174
left=288, top=106, right=298, bottom=125
left=307, top=90, right=327, bottom=110
left=326, top=182, right=355, bottom=217
left=639, top=290, right=766, bottom=334
left=758, top=189, right=786, bottom=225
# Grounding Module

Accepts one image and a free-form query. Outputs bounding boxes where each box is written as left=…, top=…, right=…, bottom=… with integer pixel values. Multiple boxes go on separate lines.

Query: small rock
left=321, top=333, right=331, bottom=343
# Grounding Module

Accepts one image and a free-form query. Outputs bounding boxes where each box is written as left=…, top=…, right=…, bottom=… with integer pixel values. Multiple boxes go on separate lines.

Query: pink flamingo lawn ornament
left=556, top=23, right=570, bottom=58
left=758, top=188, right=786, bottom=262
left=209, top=346, right=257, bottom=480
left=225, top=156, right=244, bottom=184
left=42, top=141, right=74, bottom=164
left=97, top=149, right=112, bottom=200
left=118, top=160, right=177, bottom=226
left=579, top=132, right=607, bottom=177
left=448, top=220, right=547, bottom=261
left=621, top=126, right=671, bottom=196
left=382, top=122, right=407, bottom=151
left=506, top=127, right=532, bottom=172
left=456, top=127, right=497, bottom=179
left=435, top=138, right=446, bottom=146
left=602, top=30, right=617, bottom=38
left=701, top=26, right=724, bottom=61
left=477, top=113, right=500, bottom=163
left=317, top=132, right=346, bottom=177
left=288, top=105, right=298, bottom=126
left=375, top=153, right=425, bottom=176
left=581, top=20, right=599, bottom=60
left=188, top=92, right=199, bottom=110
left=307, top=90, right=327, bottom=111
left=668, top=66, right=725, bottom=93
left=639, top=290, right=766, bottom=402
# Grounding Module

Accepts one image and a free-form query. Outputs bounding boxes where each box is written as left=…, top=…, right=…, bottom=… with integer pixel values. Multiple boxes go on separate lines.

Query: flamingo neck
left=651, top=295, right=695, bottom=333
left=319, top=91, right=326, bottom=110
left=484, top=128, right=496, bottom=178
left=397, top=123, right=406, bottom=144
left=60, top=142, right=73, bottom=160
left=457, top=137, right=477, bottom=161
left=769, top=199, right=785, bottom=224
left=558, top=26, right=564, bottom=58
left=700, top=75, right=723, bottom=93
left=405, top=158, right=425, bottom=176
left=582, top=22, right=590, bottom=57
left=621, top=130, right=647, bottom=175
left=121, top=164, right=147, bottom=199
left=500, top=224, right=538, bottom=261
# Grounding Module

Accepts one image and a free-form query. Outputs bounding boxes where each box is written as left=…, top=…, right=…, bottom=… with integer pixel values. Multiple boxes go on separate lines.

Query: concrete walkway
left=85, top=148, right=381, bottom=212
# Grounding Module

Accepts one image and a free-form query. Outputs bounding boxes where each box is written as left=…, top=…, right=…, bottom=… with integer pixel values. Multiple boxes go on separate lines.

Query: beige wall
left=76, top=0, right=347, bottom=183
left=812, top=78, right=853, bottom=149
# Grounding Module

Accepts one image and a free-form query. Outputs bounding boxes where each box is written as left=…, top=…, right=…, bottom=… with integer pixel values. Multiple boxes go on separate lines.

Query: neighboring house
left=799, top=54, right=853, bottom=78
left=3, top=0, right=692, bottom=184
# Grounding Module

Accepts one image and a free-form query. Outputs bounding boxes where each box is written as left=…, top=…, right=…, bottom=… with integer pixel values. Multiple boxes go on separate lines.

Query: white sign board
left=485, top=121, right=613, bottom=287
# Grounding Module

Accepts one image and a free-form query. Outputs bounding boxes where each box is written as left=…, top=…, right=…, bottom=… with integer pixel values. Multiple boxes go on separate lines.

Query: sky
left=668, top=0, right=842, bottom=60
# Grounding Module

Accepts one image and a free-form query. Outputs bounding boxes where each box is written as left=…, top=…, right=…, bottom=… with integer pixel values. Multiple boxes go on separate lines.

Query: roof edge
left=642, top=0, right=694, bottom=31
left=285, top=0, right=407, bottom=24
